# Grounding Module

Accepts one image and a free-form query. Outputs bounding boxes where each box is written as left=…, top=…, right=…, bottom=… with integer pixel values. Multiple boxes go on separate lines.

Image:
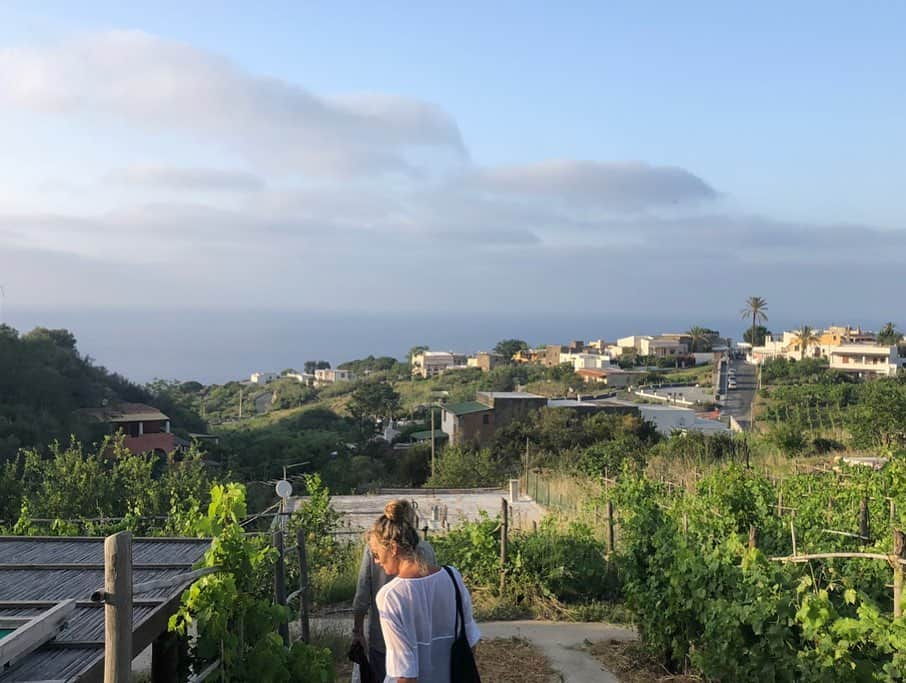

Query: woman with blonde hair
left=353, top=500, right=436, bottom=681
left=369, top=499, right=480, bottom=682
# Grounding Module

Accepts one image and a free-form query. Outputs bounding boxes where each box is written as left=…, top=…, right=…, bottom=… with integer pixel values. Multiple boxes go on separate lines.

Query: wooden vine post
left=748, top=525, right=758, bottom=550
left=859, top=498, right=870, bottom=543
left=273, top=530, right=289, bottom=646
left=104, top=531, right=133, bottom=683
left=606, top=501, right=616, bottom=554
left=500, top=497, right=509, bottom=590
left=894, top=530, right=906, bottom=618
left=297, top=528, right=311, bottom=643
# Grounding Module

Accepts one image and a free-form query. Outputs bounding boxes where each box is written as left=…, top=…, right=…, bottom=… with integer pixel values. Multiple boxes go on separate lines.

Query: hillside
left=0, top=325, right=205, bottom=462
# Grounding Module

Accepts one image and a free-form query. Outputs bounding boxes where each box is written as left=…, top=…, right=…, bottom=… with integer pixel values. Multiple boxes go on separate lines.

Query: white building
left=617, top=335, right=688, bottom=358
left=314, top=368, right=353, bottom=384
left=829, top=344, right=903, bottom=378
left=249, top=371, right=279, bottom=384
left=410, top=351, right=468, bottom=378
left=559, top=351, right=615, bottom=371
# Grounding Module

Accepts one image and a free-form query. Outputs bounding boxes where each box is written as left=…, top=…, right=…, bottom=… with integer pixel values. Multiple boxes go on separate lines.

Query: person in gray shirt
left=352, top=500, right=435, bottom=682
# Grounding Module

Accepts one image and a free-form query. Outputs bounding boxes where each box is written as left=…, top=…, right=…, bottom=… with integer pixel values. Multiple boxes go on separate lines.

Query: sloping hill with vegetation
left=0, top=325, right=205, bottom=462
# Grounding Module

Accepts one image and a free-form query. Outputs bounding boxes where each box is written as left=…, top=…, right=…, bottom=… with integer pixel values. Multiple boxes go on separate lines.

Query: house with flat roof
left=411, top=351, right=468, bottom=378
left=829, top=344, right=903, bottom=378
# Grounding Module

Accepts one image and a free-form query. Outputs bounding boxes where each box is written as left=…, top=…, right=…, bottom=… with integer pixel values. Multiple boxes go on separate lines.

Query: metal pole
left=104, top=531, right=133, bottom=683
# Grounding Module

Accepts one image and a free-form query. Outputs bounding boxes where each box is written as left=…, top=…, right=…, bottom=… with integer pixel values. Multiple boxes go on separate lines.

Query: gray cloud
left=0, top=31, right=466, bottom=177
left=464, top=160, right=717, bottom=210
left=107, top=165, right=265, bottom=192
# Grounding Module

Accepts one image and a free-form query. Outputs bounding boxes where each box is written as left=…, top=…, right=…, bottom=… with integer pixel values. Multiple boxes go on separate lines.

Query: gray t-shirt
left=352, top=540, right=436, bottom=653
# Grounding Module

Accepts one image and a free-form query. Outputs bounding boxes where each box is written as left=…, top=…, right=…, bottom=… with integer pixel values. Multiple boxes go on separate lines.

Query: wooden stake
left=607, top=501, right=615, bottom=554
left=296, top=528, right=310, bottom=643
left=859, top=498, right=870, bottom=544
left=104, top=531, right=132, bottom=683
left=748, top=525, right=758, bottom=550
left=894, top=530, right=906, bottom=618
left=790, top=516, right=798, bottom=557
left=273, top=531, right=288, bottom=646
left=500, top=498, right=509, bottom=590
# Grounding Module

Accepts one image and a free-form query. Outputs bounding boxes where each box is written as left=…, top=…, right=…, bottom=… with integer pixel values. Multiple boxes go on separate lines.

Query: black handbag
left=443, top=566, right=482, bottom=682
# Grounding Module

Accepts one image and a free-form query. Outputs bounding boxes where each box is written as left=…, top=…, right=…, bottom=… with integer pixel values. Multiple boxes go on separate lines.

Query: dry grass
left=332, top=636, right=558, bottom=682
left=474, top=637, right=560, bottom=683
left=585, top=640, right=699, bottom=683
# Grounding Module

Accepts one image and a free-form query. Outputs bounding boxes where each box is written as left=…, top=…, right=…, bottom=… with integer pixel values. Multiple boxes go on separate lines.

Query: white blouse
left=376, top=566, right=481, bottom=682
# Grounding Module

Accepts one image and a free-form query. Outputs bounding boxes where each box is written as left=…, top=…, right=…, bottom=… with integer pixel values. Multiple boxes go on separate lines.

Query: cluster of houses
left=249, top=368, right=353, bottom=386
left=747, top=326, right=905, bottom=378
left=411, top=333, right=723, bottom=387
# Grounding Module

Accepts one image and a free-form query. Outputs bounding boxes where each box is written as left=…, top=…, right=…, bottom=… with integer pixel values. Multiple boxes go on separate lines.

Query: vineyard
left=593, top=459, right=906, bottom=680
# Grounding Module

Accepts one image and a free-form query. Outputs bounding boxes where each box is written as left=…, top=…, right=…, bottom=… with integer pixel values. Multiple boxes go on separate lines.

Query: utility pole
left=238, top=384, right=243, bottom=419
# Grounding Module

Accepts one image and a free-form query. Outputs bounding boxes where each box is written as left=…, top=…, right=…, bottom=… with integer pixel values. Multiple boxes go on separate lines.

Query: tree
left=877, top=322, right=903, bottom=346
left=303, top=360, right=330, bottom=374
left=743, top=326, right=771, bottom=347
left=686, top=326, right=714, bottom=353
left=791, top=325, right=820, bottom=360
left=740, top=296, right=769, bottom=351
left=346, top=381, right=401, bottom=423
left=493, top=339, right=529, bottom=362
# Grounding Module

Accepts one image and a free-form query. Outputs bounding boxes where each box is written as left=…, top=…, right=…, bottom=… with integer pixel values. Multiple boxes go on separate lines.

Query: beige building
left=411, top=351, right=468, bottom=378
left=829, top=344, right=902, bottom=378
left=466, top=351, right=506, bottom=372
left=314, top=368, right=353, bottom=384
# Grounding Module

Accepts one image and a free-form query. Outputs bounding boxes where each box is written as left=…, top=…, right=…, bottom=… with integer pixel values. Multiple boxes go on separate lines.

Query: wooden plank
left=0, top=600, right=76, bottom=671
left=91, top=566, right=222, bottom=602
left=0, top=599, right=164, bottom=609
left=0, top=563, right=196, bottom=570
left=104, top=531, right=132, bottom=683
left=0, top=536, right=210, bottom=544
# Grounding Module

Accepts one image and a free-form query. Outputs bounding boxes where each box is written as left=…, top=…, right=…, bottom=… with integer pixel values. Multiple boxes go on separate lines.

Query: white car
left=727, top=379, right=737, bottom=389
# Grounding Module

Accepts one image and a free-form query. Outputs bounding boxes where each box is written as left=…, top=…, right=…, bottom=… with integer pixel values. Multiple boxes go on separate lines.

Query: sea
left=4, top=307, right=872, bottom=385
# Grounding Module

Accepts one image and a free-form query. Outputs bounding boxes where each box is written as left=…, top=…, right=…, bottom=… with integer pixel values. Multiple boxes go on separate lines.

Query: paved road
left=720, top=358, right=756, bottom=429
left=310, top=616, right=635, bottom=682
left=480, top=620, right=637, bottom=683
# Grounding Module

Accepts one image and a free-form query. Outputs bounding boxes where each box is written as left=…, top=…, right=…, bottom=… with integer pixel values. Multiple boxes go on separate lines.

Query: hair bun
left=384, top=499, right=411, bottom=523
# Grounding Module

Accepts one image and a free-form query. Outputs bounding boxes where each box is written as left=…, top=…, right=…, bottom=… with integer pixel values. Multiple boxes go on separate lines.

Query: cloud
left=465, top=160, right=717, bottom=210
left=107, top=165, right=265, bottom=192
left=0, top=31, right=466, bottom=177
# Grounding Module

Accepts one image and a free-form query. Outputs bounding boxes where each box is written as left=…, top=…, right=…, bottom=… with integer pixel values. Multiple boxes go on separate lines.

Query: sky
left=1, top=2, right=905, bottom=328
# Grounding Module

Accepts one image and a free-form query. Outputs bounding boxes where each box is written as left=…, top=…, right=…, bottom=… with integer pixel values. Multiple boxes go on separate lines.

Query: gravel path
left=479, top=620, right=636, bottom=682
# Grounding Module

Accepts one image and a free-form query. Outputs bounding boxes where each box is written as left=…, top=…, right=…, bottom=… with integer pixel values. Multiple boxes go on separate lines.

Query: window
left=482, top=414, right=490, bottom=425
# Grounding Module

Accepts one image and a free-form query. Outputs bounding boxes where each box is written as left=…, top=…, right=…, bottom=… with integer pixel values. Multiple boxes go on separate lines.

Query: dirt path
left=479, top=620, right=637, bottom=683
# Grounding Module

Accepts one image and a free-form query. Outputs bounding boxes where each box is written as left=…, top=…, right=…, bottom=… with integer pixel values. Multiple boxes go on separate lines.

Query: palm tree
left=877, top=322, right=903, bottom=346
left=792, top=325, right=821, bottom=360
left=686, top=326, right=712, bottom=353
left=741, top=296, right=769, bottom=348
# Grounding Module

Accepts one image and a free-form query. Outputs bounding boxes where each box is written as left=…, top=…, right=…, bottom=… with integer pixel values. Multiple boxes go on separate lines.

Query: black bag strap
left=443, top=565, right=465, bottom=639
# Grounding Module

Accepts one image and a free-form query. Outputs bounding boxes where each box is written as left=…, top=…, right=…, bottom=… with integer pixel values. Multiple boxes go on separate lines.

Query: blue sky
left=0, top=2, right=904, bottom=324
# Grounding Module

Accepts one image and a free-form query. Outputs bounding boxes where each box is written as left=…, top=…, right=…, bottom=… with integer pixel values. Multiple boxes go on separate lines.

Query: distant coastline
left=5, top=307, right=877, bottom=384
